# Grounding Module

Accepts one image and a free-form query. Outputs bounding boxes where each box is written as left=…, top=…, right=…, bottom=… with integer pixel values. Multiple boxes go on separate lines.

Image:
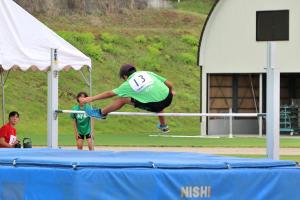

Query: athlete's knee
left=114, top=98, right=131, bottom=105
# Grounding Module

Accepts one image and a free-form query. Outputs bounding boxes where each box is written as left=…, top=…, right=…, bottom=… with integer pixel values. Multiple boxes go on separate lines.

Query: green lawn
left=171, top=0, right=215, bottom=15
left=25, top=130, right=300, bottom=147
left=3, top=0, right=300, bottom=152
left=2, top=1, right=210, bottom=143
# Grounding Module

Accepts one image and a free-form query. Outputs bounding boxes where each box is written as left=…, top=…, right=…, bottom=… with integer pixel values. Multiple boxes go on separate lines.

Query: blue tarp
left=0, top=149, right=299, bottom=200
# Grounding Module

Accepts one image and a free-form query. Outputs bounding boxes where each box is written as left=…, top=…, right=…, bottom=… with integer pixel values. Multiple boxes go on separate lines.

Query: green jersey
left=113, top=71, right=169, bottom=103
left=70, top=104, right=91, bottom=135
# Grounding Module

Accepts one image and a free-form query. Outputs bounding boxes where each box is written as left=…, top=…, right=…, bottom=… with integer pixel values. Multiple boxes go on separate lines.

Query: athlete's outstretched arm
left=80, top=91, right=116, bottom=103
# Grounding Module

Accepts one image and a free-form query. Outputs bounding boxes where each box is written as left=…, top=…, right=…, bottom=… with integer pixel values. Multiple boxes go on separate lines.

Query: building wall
left=208, top=119, right=260, bottom=135
left=199, top=0, right=300, bottom=73
left=200, top=0, right=300, bottom=135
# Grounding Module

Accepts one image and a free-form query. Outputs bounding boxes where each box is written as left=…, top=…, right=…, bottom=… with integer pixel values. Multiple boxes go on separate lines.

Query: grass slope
left=171, top=0, right=215, bottom=15
left=3, top=0, right=300, bottom=150
left=1, top=1, right=210, bottom=146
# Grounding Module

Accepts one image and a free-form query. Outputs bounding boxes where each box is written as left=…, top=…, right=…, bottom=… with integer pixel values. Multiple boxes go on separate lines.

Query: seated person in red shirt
left=0, top=111, right=20, bottom=148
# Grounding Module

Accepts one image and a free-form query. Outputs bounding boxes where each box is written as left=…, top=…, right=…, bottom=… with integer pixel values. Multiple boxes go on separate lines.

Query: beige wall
left=199, top=0, right=300, bottom=73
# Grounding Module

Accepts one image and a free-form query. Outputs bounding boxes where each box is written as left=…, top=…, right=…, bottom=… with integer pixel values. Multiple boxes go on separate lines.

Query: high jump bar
left=56, top=110, right=265, bottom=117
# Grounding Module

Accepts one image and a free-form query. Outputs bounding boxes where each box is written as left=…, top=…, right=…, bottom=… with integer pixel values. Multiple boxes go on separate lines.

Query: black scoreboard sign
left=256, top=10, right=289, bottom=41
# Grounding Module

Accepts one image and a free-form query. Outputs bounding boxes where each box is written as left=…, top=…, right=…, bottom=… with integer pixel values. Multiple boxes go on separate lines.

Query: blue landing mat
left=0, top=149, right=299, bottom=200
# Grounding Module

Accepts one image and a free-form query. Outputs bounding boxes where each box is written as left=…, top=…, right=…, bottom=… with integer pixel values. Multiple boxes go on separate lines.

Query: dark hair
left=9, top=111, right=19, bottom=119
left=76, top=92, right=88, bottom=103
left=119, top=64, right=136, bottom=79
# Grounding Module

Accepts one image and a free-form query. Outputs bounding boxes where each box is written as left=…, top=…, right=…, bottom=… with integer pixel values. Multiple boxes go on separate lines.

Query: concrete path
left=59, top=146, right=300, bottom=155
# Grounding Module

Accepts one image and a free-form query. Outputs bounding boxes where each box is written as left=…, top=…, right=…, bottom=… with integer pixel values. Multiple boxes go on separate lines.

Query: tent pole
left=47, top=49, right=59, bottom=148
left=89, top=67, right=92, bottom=97
left=1, top=70, right=5, bottom=125
left=88, top=66, right=94, bottom=150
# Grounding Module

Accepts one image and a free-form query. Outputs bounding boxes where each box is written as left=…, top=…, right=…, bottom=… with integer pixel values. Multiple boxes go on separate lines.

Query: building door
left=208, top=74, right=260, bottom=135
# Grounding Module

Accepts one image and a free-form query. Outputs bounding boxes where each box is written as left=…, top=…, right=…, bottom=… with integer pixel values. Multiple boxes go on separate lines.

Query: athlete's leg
left=76, top=138, right=83, bottom=150
left=158, top=110, right=167, bottom=126
left=102, top=97, right=133, bottom=115
left=157, top=110, right=170, bottom=133
left=86, top=97, right=133, bottom=119
left=87, top=138, right=94, bottom=151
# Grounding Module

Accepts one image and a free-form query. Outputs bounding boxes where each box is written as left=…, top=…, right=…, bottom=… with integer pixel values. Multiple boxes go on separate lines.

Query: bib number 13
left=129, top=72, right=153, bottom=92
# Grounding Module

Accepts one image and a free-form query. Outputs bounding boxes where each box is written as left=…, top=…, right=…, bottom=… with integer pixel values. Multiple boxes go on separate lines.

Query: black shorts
left=131, top=92, right=173, bottom=113
left=77, top=133, right=91, bottom=140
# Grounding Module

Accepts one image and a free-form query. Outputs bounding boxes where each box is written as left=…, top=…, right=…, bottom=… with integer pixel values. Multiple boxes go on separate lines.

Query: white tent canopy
left=0, top=0, right=91, bottom=70
left=0, top=0, right=92, bottom=148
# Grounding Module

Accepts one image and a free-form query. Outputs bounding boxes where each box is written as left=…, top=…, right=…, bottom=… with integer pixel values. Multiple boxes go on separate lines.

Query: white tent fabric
left=0, top=0, right=91, bottom=71
left=0, top=0, right=92, bottom=148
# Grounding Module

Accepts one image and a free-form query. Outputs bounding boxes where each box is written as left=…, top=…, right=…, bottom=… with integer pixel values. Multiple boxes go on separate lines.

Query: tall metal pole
left=229, top=108, right=233, bottom=138
left=201, top=71, right=207, bottom=136
left=259, top=73, right=263, bottom=137
left=47, top=49, right=59, bottom=148
left=266, top=42, right=280, bottom=160
left=1, top=71, right=5, bottom=125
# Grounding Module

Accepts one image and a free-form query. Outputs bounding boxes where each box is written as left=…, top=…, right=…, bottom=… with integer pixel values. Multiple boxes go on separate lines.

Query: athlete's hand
left=80, top=97, right=93, bottom=104
left=171, top=90, right=176, bottom=96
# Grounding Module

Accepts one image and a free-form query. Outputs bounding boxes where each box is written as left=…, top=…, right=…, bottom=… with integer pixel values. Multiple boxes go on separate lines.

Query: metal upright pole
left=47, top=49, right=59, bottom=148
left=259, top=73, right=263, bottom=137
left=266, top=42, right=280, bottom=160
left=201, top=72, right=208, bottom=136
left=229, top=108, right=233, bottom=138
